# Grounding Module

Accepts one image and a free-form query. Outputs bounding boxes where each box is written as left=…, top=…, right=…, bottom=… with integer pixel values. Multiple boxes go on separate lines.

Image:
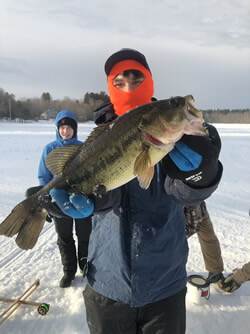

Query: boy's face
left=59, top=125, right=74, bottom=139
left=113, top=70, right=144, bottom=92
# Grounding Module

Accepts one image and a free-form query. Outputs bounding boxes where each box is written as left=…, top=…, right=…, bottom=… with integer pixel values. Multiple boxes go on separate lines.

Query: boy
left=37, top=110, right=92, bottom=288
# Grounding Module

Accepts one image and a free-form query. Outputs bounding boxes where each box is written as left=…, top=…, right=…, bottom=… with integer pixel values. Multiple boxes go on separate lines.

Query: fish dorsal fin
left=133, top=146, right=154, bottom=189
left=84, top=123, right=110, bottom=146
left=46, top=144, right=82, bottom=175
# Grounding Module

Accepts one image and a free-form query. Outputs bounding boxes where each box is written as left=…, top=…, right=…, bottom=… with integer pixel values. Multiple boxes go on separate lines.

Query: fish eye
left=169, top=98, right=180, bottom=108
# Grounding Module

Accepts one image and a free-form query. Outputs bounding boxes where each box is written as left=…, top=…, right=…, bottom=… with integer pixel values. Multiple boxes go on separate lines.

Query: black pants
left=83, top=285, right=186, bottom=334
left=54, top=216, right=92, bottom=274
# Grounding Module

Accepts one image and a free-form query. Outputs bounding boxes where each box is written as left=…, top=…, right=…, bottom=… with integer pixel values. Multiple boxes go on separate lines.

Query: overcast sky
left=0, top=0, right=249, bottom=109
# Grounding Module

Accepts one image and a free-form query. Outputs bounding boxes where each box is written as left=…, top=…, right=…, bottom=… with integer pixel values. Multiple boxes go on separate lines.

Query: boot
left=59, top=272, right=75, bottom=288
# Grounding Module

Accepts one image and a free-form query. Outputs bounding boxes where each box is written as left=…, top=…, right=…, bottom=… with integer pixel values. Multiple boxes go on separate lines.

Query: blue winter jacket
left=38, top=110, right=82, bottom=185
left=85, top=103, right=222, bottom=307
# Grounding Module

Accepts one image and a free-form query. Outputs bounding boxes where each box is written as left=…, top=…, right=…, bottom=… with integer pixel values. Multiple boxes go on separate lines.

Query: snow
left=0, top=121, right=250, bottom=334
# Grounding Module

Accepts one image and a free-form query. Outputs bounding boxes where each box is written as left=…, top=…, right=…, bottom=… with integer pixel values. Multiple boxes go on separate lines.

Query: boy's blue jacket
left=38, top=110, right=82, bottom=185
left=85, top=103, right=222, bottom=307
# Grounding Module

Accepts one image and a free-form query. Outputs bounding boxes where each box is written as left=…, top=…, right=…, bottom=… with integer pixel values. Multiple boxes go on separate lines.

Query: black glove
left=217, top=274, right=241, bottom=293
left=162, top=124, right=222, bottom=188
left=25, top=186, right=68, bottom=220
left=38, top=192, right=69, bottom=218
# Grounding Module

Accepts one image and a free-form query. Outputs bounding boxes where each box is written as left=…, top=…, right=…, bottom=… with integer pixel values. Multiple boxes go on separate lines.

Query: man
left=49, top=49, right=223, bottom=333
left=95, top=48, right=224, bottom=284
left=218, top=261, right=250, bottom=293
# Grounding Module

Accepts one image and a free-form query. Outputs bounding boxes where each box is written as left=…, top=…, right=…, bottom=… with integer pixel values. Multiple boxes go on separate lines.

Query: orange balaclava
left=107, top=60, right=154, bottom=116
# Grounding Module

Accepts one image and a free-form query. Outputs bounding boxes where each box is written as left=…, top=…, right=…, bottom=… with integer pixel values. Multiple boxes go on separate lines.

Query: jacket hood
left=55, top=110, right=78, bottom=127
left=55, top=110, right=79, bottom=145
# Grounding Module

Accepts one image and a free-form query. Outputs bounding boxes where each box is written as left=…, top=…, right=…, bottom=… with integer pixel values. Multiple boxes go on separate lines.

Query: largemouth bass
left=0, top=95, right=207, bottom=250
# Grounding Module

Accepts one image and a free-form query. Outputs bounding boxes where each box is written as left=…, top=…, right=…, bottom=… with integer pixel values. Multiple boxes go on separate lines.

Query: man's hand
left=38, top=192, right=69, bottom=218
left=217, top=274, right=241, bottom=293
left=162, top=124, right=222, bottom=187
left=25, top=186, right=68, bottom=220
left=49, top=189, right=94, bottom=219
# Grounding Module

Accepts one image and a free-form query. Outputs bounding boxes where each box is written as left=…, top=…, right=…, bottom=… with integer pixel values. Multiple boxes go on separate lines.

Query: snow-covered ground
left=0, top=121, right=249, bottom=334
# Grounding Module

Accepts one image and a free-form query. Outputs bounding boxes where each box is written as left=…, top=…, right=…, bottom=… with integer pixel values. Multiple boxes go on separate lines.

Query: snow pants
left=83, top=285, right=186, bottom=334
left=197, top=209, right=224, bottom=273
left=54, top=216, right=92, bottom=275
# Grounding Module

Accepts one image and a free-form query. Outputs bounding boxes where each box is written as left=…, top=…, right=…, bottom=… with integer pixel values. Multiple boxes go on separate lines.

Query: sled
left=0, top=279, right=50, bottom=325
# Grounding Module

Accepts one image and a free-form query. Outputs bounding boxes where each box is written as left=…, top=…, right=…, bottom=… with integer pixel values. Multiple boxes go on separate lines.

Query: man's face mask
left=107, top=60, right=154, bottom=116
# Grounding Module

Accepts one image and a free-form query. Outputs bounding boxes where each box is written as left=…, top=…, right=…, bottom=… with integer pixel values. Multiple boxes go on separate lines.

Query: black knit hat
left=58, top=117, right=77, bottom=137
left=104, top=48, right=151, bottom=76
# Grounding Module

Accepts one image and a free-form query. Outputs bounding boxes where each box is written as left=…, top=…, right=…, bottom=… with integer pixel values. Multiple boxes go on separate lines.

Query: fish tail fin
left=0, top=197, right=47, bottom=250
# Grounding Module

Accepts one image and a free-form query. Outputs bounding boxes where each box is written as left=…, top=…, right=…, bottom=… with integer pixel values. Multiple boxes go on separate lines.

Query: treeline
left=0, top=87, right=249, bottom=123
left=203, top=109, right=250, bottom=123
left=0, top=88, right=109, bottom=122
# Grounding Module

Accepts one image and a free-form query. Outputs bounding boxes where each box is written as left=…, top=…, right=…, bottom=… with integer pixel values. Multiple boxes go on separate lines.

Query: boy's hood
left=55, top=110, right=78, bottom=127
left=55, top=110, right=79, bottom=145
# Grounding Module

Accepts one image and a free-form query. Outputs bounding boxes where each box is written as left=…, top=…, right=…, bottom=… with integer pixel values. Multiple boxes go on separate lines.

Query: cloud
left=2, top=0, right=250, bottom=48
left=0, top=0, right=249, bottom=108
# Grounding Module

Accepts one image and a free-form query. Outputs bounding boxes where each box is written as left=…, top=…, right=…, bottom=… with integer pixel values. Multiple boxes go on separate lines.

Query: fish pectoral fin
left=133, top=147, right=154, bottom=189
left=46, top=144, right=82, bottom=175
left=137, top=167, right=154, bottom=189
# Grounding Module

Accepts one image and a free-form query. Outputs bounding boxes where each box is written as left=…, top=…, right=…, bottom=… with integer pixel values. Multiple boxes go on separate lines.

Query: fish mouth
left=186, top=96, right=198, bottom=116
left=184, top=95, right=208, bottom=136
left=144, top=133, right=164, bottom=146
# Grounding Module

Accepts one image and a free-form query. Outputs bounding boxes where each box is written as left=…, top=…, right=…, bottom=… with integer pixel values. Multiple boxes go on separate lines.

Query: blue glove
left=168, top=141, right=202, bottom=171
left=49, top=189, right=94, bottom=219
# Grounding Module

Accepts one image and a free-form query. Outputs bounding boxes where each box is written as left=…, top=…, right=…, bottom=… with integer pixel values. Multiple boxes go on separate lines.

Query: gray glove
left=217, top=274, right=241, bottom=293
